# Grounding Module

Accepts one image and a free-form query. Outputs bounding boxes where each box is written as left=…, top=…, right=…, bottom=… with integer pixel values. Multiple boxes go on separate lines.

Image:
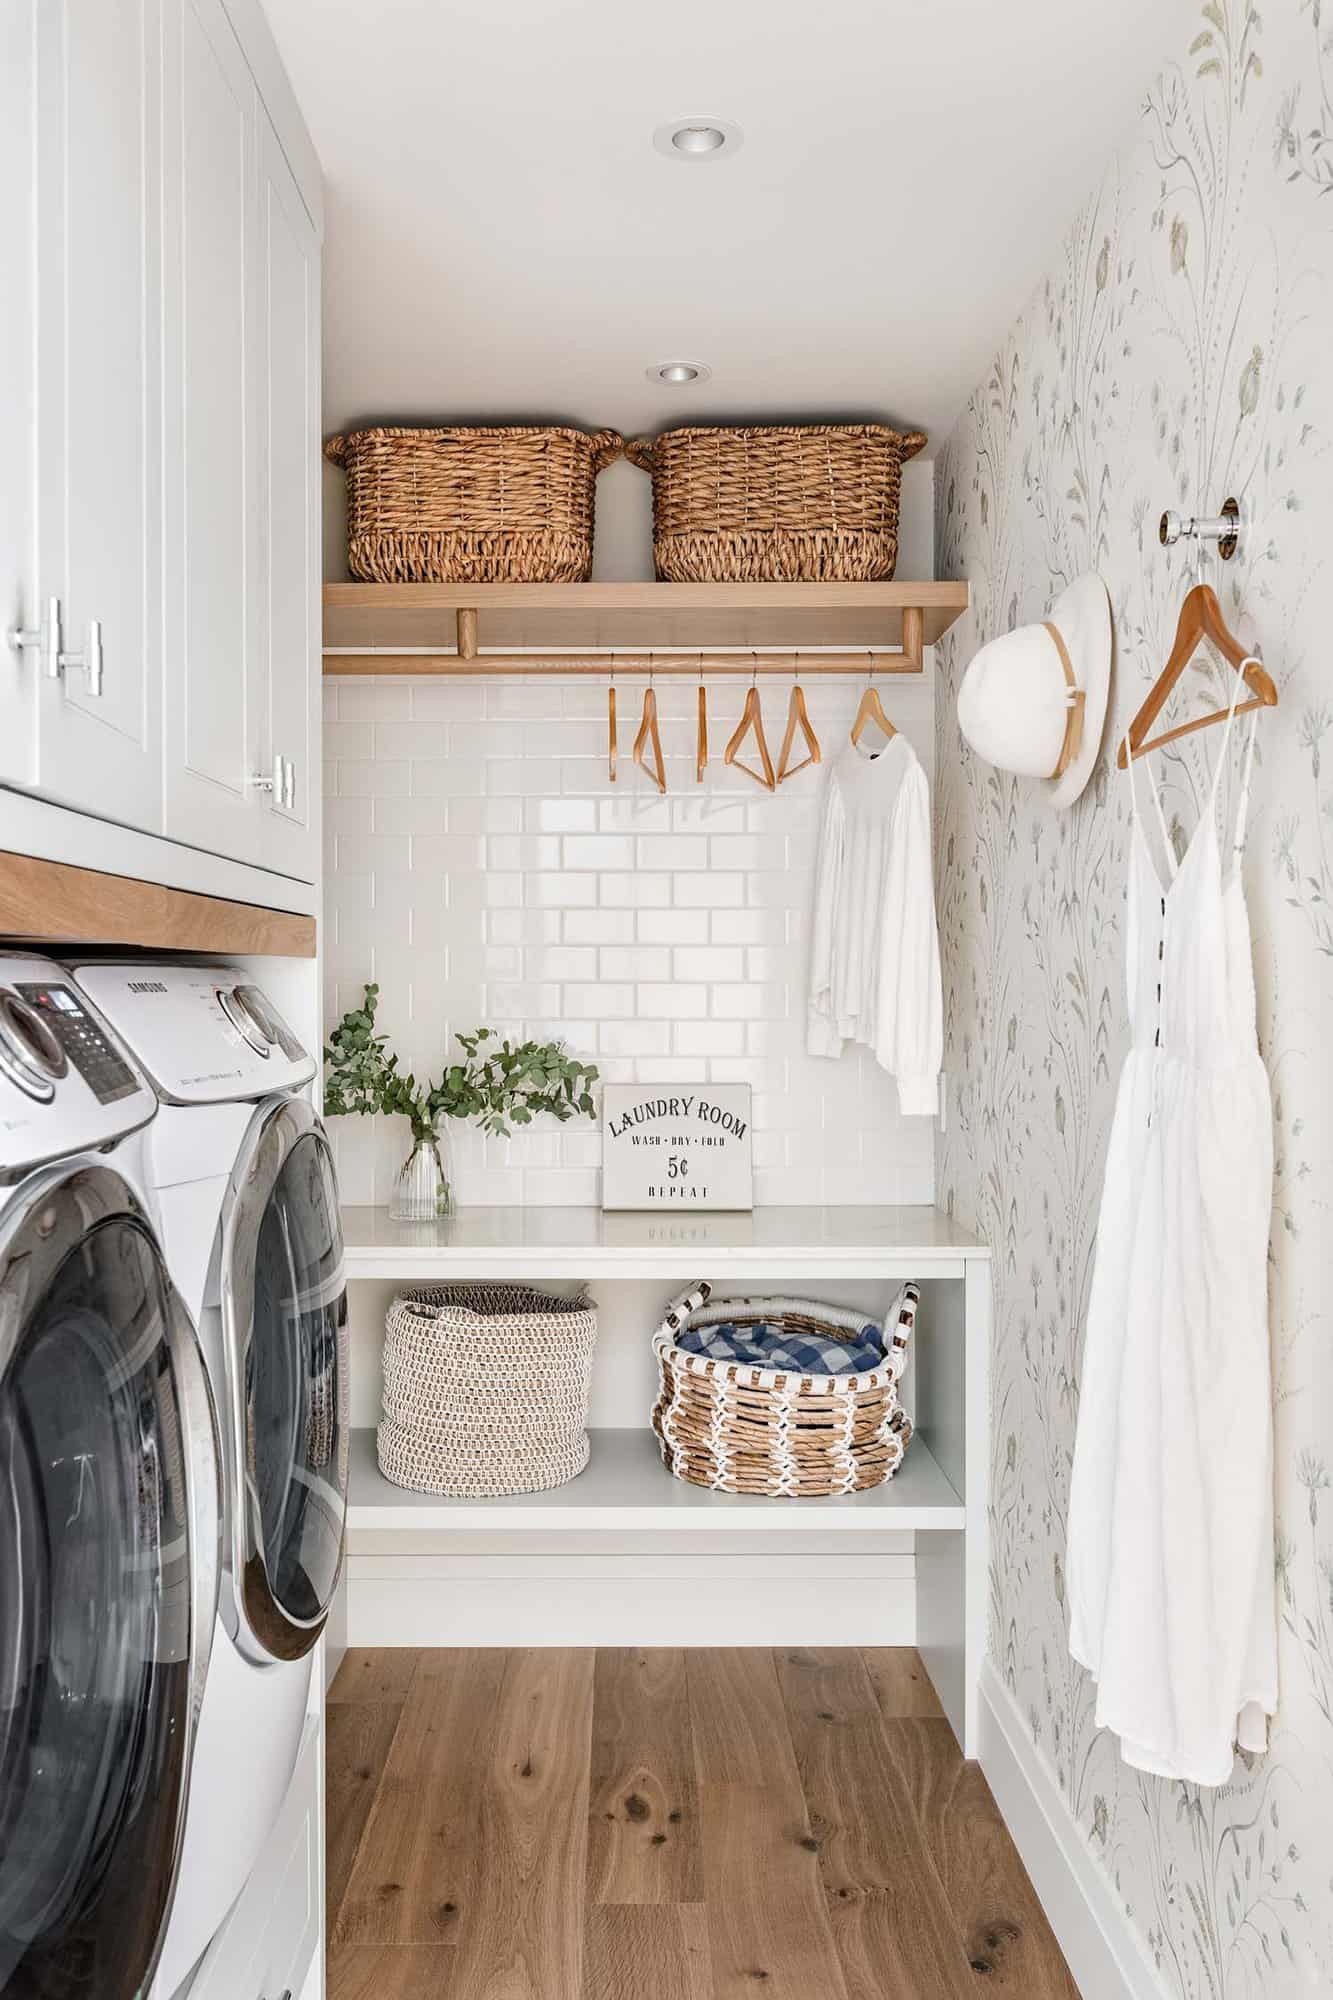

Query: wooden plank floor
left=326, top=1648, right=1080, bottom=2000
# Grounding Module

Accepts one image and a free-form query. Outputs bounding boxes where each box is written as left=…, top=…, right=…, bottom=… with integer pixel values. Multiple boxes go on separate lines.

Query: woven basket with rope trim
left=651, top=1281, right=918, bottom=1498
left=324, top=424, right=624, bottom=583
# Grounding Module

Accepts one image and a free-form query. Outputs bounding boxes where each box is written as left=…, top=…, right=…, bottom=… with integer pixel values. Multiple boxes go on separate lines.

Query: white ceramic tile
left=526, top=945, right=597, bottom=981
left=487, top=835, right=561, bottom=871
left=598, top=873, right=671, bottom=908
left=563, top=908, right=635, bottom=944
left=672, top=873, right=745, bottom=908
left=598, top=946, right=672, bottom=982
left=562, top=983, right=635, bottom=1020
left=637, top=909, right=710, bottom=944
left=597, top=1019, right=672, bottom=1058
left=526, top=797, right=598, bottom=833
left=672, top=1021, right=746, bottom=1057
left=563, top=834, right=636, bottom=870
left=635, top=983, right=707, bottom=1020
left=636, top=834, right=708, bottom=871
left=673, top=945, right=745, bottom=981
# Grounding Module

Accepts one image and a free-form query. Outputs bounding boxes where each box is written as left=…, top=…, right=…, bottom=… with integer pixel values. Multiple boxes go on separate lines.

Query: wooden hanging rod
left=326, top=606, right=926, bottom=678
left=323, top=646, right=925, bottom=678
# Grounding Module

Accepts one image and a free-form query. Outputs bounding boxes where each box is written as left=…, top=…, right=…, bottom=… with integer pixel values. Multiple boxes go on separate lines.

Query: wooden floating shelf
left=323, top=579, right=969, bottom=670
left=0, top=851, right=316, bottom=957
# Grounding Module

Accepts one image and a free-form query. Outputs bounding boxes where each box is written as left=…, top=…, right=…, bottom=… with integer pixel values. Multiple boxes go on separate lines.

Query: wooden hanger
left=633, top=668, right=667, bottom=792
left=696, top=665, right=708, bottom=783
left=777, top=657, right=821, bottom=782
left=607, top=657, right=618, bottom=783
left=850, top=655, right=898, bottom=750
left=725, top=663, right=776, bottom=790
left=1117, top=581, right=1277, bottom=767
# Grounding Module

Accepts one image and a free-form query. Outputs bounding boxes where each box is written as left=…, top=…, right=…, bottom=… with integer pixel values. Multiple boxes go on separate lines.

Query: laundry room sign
left=601, top=1083, right=753, bottom=1212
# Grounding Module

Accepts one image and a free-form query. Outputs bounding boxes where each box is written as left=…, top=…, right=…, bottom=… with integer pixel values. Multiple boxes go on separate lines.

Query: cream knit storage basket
left=378, top=1284, right=598, bottom=1498
left=651, top=1282, right=918, bottom=1497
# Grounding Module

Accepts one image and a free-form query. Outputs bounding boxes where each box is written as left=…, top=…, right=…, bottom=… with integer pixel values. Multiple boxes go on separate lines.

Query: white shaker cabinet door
left=0, top=1, right=38, bottom=791
left=256, top=109, right=319, bottom=884
left=32, top=0, right=163, bottom=830
left=161, top=0, right=271, bottom=869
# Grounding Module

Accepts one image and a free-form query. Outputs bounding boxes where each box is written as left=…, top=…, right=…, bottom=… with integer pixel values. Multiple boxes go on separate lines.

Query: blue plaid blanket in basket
left=676, top=1308, right=885, bottom=1376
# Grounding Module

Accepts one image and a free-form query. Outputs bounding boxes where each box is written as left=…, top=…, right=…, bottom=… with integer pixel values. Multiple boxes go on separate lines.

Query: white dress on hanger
left=1067, top=666, right=1277, bottom=1786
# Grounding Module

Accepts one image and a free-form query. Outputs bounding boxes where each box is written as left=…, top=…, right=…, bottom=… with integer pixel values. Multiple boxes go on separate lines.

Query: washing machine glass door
left=0, top=1165, right=219, bottom=2000
left=221, top=1095, right=347, bottom=1662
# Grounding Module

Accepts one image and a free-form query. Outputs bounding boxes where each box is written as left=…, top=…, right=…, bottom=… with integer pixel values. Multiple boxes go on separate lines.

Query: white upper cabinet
left=1, top=0, right=320, bottom=888
left=256, top=109, right=320, bottom=878
left=0, top=2, right=37, bottom=791
left=32, top=0, right=163, bottom=828
left=162, top=0, right=266, bottom=866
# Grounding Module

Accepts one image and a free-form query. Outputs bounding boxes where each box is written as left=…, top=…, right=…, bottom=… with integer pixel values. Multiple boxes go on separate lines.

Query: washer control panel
left=0, top=955, right=156, bottom=1176
left=15, top=983, right=141, bottom=1105
left=68, top=964, right=316, bottom=1106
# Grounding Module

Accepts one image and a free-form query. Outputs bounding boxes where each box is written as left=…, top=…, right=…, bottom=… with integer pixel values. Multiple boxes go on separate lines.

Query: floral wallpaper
left=934, top=2, right=1332, bottom=1993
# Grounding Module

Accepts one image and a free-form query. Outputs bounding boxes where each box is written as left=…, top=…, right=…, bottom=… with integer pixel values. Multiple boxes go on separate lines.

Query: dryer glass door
left=224, top=1097, right=347, bottom=1660
left=0, top=1169, right=217, bottom=2000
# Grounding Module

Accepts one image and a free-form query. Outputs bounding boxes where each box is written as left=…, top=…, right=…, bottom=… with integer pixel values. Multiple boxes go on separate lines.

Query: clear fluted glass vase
left=389, top=1125, right=454, bottom=1223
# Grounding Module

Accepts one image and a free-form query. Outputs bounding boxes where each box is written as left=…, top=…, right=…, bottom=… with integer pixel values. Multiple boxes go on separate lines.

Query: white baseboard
left=978, top=1660, right=1170, bottom=2000
left=347, top=1555, right=915, bottom=1647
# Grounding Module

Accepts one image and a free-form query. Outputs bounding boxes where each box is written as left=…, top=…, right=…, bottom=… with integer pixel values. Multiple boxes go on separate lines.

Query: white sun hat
left=956, top=572, right=1113, bottom=808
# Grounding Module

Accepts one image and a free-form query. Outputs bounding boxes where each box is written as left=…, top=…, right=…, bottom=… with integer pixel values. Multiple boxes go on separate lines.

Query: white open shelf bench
left=339, top=1204, right=991, bottom=1754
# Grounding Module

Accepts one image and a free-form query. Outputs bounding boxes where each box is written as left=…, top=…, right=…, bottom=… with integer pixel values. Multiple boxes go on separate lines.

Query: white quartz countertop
left=339, top=1203, right=990, bottom=1280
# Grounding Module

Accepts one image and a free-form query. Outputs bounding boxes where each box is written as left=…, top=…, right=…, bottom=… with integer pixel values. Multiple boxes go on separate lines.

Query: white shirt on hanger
left=806, top=735, right=942, bottom=1116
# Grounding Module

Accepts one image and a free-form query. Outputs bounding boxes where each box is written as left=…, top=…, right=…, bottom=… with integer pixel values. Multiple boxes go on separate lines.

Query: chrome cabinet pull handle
left=9, top=599, right=104, bottom=697
left=7, top=595, right=63, bottom=682
left=282, top=756, right=296, bottom=810
left=249, top=756, right=282, bottom=796
left=59, top=617, right=103, bottom=698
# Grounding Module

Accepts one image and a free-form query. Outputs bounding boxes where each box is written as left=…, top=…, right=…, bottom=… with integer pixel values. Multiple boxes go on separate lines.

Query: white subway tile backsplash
left=673, top=874, right=745, bottom=908
left=525, top=872, right=597, bottom=908
left=376, top=721, right=448, bottom=760
left=563, top=834, right=636, bottom=870
left=673, top=945, right=745, bottom=981
left=597, top=1019, right=672, bottom=1058
left=673, top=1021, right=745, bottom=1057
left=637, top=910, right=710, bottom=944
left=636, top=984, right=708, bottom=1020
left=563, top=908, right=635, bottom=944
left=598, top=873, right=671, bottom=908
left=325, top=670, right=937, bottom=1208
left=563, top=983, right=635, bottom=1019
left=635, top=834, right=708, bottom=871
left=526, top=798, right=598, bottom=833
left=598, top=946, right=672, bottom=982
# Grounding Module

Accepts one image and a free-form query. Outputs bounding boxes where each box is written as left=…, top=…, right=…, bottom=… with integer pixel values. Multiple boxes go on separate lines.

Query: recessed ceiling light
left=652, top=116, right=743, bottom=162
left=648, top=360, right=712, bottom=386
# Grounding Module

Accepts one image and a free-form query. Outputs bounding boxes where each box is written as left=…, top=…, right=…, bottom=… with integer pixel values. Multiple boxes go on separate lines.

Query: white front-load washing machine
left=67, top=963, right=349, bottom=1999
left=0, top=956, right=220, bottom=2000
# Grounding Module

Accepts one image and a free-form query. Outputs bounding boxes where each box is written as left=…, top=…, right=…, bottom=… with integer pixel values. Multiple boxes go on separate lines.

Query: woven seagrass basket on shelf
left=378, top=1284, right=598, bottom=1498
left=651, top=1282, right=919, bottom=1498
left=323, top=424, right=624, bottom=583
left=624, top=422, right=927, bottom=582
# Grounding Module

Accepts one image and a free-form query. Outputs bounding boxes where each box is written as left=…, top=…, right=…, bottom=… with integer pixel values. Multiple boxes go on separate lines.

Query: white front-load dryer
left=0, top=957, right=220, bottom=2000
left=67, top=963, right=349, bottom=1999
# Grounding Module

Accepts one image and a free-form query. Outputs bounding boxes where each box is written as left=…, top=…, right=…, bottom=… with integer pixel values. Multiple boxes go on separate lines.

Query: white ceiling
left=268, top=0, right=1190, bottom=454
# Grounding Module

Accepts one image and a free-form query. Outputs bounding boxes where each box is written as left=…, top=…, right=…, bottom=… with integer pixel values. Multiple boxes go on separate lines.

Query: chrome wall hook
left=1159, top=495, right=1240, bottom=562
